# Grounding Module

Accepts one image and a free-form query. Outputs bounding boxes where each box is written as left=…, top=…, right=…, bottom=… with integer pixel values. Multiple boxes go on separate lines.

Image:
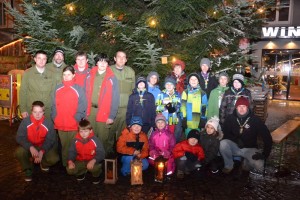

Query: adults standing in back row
left=197, top=58, right=218, bottom=99
left=46, top=47, right=67, bottom=84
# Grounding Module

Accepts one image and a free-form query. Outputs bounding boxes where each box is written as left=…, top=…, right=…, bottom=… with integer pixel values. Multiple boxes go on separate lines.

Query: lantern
left=161, top=56, right=168, bottom=64
left=131, top=158, right=143, bottom=185
left=104, top=158, right=118, bottom=184
left=154, top=156, right=168, bottom=183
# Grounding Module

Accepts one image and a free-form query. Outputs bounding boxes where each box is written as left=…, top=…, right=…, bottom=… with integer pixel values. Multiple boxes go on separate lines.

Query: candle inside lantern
left=133, top=166, right=140, bottom=181
left=157, top=162, right=164, bottom=180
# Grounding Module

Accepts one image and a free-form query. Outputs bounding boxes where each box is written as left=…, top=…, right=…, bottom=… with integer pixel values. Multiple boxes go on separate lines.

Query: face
left=189, top=76, right=199, bottom=88
left=219, top=76, right=228, bottom=87
left=131, top=124, right=142, bottom=134
left=233, top=80, right=242, bottom=89
left=53, top=52, right=64, bottom=64
left=188, top=138, right=198, bottom=146
left=79, top=129, right=92, bottom=139
left=156, top=120, right=166, bottom=130
left=114, top=51, right=127, bottom=68
left=206, top=124, right=216, bottom=135
left=173, top=65, right=182, bottom=76
left=76, top=55, right=88, bottom=68
left=201, top=64, right=209, bottom=73
left=137, top=82, right=145, bottom=90
left=34, top=53, right=47, bottom=68
left=32, top=106, right=44, bottom=120
left=149, top=75, right=158, bottom=86
left=165, top=82, right=175, bottom=91
left=236, top=105, right=248, bottom=116
left=63, top=70, right=75, bottom=81
left=97, top=60, right=108, bottom=72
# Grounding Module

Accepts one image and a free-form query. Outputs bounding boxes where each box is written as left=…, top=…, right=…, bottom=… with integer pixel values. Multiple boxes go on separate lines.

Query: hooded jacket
left=73, top=63, right=90, bottom=89
left=207, top=85, right=229, bottom=119
left=172, top=140, right=205, bottom=161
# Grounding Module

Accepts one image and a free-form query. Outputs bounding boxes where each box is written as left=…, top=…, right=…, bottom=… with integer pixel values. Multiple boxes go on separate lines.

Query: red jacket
left=74, top=63, right=90, bottom=88
left=86, top=66, right=119, bottom=122
left=172, top=140, right=205, bottom=161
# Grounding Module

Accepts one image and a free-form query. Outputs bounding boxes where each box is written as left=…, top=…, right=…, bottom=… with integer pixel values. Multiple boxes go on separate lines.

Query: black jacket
left=197, top=72, right=218, bottom=98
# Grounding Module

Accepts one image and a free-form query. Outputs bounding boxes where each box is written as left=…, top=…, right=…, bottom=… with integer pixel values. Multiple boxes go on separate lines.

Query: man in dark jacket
left=220, top=96, right=272, bottom=174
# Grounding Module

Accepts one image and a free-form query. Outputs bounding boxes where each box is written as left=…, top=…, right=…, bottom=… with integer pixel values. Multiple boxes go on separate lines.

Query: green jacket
left=207, top=85, right=228, bottom=119
left=19, top=66, right=57, bottom=119
left=110, top=65, right=135, bottom=108
left=46, top=61, right=67, bottom=84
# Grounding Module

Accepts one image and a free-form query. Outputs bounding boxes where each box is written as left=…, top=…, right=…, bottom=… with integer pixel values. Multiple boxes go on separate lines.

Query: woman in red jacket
left=51, top=66, right=87, bottom=167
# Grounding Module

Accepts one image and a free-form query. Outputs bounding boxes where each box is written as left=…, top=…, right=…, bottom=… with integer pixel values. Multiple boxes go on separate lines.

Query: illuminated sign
left=262, top=26, right=300, bottom=38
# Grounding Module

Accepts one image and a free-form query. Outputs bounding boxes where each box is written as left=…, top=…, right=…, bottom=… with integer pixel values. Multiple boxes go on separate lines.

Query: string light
left=0, top=36, right=31, bottom=51
left=149, top=18, right=157, bottom=28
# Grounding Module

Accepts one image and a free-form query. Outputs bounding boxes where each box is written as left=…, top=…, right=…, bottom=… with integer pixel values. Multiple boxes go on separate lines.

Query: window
left=266, top=0, right=292, bottom=24
left=0, top=1, right=6, bottom=27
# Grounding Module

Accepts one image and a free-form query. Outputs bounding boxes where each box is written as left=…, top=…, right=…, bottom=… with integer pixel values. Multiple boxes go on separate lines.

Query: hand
left=87, top=159, right=96, bottom=170
left=29, top=146, right=39, bottom=158
left=165, top=103, right=176, bottom=113
left=182, top=118, right=187, bottom=129
left=34, top=151, right=44, bottom=164
left=68, top=160, right=75, bottom=169
left=133, top=150, right=141, bottom=158
left=252, top=152, right=265, bottom=160
left=185, top=152, right=198, bottom=162
left=21, top=112, right=29, bottom=118
left=106, top=118, right=114, bottom=125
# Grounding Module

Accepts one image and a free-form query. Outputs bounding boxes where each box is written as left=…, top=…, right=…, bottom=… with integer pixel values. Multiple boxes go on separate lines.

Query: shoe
left=222, top=168, right=233, bottom=174
left=249, top=169, right=263, bottom=176
left=211, top=169, right=219, bottom=174
left=40, top=163, right=49, bottom=172
left=24, top=169, right=32, bottom=182
left=92, top=176, right=101, bottom=185
left=177, top=170, right=184, bottom=179
left=76, top=173, right=86, bottom=181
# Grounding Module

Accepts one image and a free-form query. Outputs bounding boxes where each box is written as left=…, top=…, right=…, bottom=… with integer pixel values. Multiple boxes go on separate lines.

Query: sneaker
left=92, top=176, right=101, bottom=185
left=40, top=164, right=49, bottom=172
left=211, top=169, right=219, bottom=174
left=222, top=168, right=233, bottom=174
left=177, top=170, right=184, bottom=179
left=24, top=169, right=32, bottom=182
left=76, top=173, right=86, bottom=181
left=249, top=169, right=263, bottom=176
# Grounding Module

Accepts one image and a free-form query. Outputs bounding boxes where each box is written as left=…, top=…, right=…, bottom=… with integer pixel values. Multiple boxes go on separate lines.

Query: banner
left=0, top=75, right=12, bottom=108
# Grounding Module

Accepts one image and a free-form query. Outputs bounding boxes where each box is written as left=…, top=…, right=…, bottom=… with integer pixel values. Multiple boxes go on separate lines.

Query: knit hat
left=147, top=71, right=159, bottom=82
left=187, top=73, right=201, bottom=85
left=200, top=58, right=211, bottom=68
left=205, top=116, right=220, bottom=132
left=155, top=114, right=167, bottom=123
left=232, top=73, right=244, bottom=85
left=129, top=116, right=143, bottom=127
left=136, top=76, right=147, bottom=87
left=164, top=76, right=176, bottom=86
left=219, top=72, right=229, bottom=81
left=53, top=47, right=65, bottom=56
left=235, top=96, right=250, bottom=108
left=172, top=60, right=186, bottom=71
left=187, top=129, right=200, bottom=140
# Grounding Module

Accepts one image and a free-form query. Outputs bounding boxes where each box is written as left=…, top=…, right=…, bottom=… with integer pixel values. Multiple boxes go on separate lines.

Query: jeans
left=219, top=139, right=264, bottom=171
left=120, top=156, right=149, bottom=176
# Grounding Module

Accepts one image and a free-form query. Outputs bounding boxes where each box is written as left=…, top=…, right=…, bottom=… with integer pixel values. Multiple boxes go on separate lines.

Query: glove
left=165, top=102, right=176, bottom=113
left=185, top=152, right=198, bottom=162
left=182, top=118, right=187, bottom=129
left=252, top=152, right=265, bottom=160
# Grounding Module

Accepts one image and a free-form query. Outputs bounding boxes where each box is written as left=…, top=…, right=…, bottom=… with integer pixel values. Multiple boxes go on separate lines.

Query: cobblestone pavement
left=0, top=100, right=300, bottom=200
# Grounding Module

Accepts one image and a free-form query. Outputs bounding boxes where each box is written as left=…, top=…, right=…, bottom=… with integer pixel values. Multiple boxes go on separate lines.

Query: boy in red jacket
left=173, top=129, right=205, bottom=178
left=66, top=119, right=105, bottom=184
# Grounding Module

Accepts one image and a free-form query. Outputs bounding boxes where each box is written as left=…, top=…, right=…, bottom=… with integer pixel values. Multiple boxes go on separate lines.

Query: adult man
left=16, top=101, right=59, bottom=182
left=46, top=47, right=67, bottom=84
left=110, top=51, right=135, bottom=140
left=86, top=53, right=120, bottom=155
left=19, top=50, right=57, bottom=119
left=220, top=96, right=272, bottom=174
left=73, top=51, right=90, bottom=89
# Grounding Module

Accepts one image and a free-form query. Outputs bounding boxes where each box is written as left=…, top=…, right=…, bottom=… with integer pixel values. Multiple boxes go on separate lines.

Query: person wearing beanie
left=220, top=96, right=272, bottom=175
left=147, top=71, right=161, bottom=100
left=85, top=53, right=119, bottom=156
left=181, top=73, right=208, bottom=136
left=46, top=47, right=67, bottom=84
left=126, top=76, right=156, bottom=133
left=207, top=72, right=229, bottom=119
left=219, top=73, right=252, bottom=125
left=171, top=59, right=187, bottom=94
left=148, top=114, right=176, bottom=175
left=156, top=76, right=181, bottom=140
left=197, top=58, right=218, bottom=98
left=172, top=129, right=205, bottom=178
left=116, top=116, right=149, bottom=176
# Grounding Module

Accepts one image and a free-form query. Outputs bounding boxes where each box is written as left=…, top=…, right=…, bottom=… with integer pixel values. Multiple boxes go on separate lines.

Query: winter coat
left=46, top=61, right=67, bottom=84
left=219, top=87, right=252, bottom=124
left=207, top=85, right=229, bottom=119
left=73, top=63, right=90, bottom=89
left=68, top=132, right=105, bottom=163
left=16, top=115, right=56, bottom=153
left=222, top=110, right=272, bottom=158
left=199, top=132, right=221, bottom=165
left=147, top=84, right=161, bottom=100
left=197, top=72, right=218, bottom=98
left=171, top=71, right=187, bottom=94
left=51, top=80, right=87, bottom=131
left=116, top=128, right=149, bottom=159
left=172, top=140, right=205, bottom=161
left=86, top=66, right=120, bottom=122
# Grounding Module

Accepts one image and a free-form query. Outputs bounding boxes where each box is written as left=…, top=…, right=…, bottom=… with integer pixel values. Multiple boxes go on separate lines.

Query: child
left=207, top=72, right=229, bottom=119
left=147, top=71, right=161, bottom=100
left=200, top=117, right=224, bottom=173
left=16, top=101, right=59, bottom=182
left=181, top=73, right=208, bottom=135
left=173, top=129, right=205, bottom=178
left=171, top=59, right=186, bottom=95
left=126, top=76, right=156, bottom=133
left=117, top=116, right=149, bottom=176
left=149, top=114, right=176, bottom=175
left=67, top=119, right=105, bottom=184
left=156, top=76, right=181, bottom=140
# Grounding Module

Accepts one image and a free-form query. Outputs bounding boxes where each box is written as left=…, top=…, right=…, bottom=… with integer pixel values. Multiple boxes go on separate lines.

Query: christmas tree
left=6, top=0, right=274, bottom=77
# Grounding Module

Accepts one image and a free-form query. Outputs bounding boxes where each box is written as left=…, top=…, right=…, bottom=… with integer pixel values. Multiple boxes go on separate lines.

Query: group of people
left=15, top=48, right=273, bottom=184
